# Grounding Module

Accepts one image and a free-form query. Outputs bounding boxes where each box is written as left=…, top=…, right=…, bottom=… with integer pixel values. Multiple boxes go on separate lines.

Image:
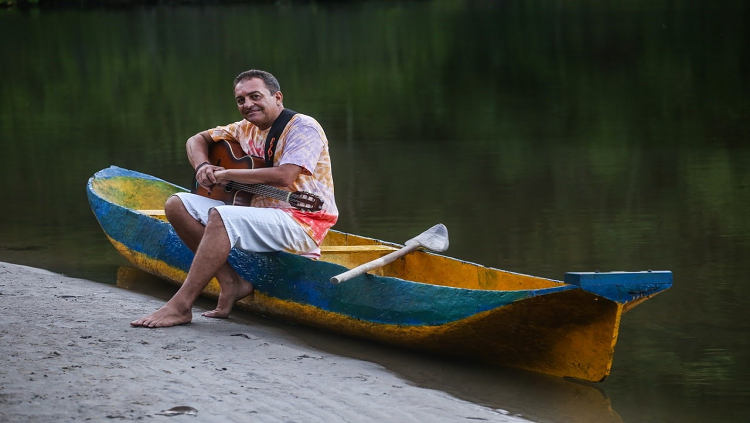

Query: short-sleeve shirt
left=208, top=113, right=338, bottom=245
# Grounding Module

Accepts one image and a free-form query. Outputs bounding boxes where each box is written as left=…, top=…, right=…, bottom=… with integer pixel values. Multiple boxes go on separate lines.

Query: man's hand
left=188, top=131, right=221, bottom=192
left=196, top=164, right=225, bottom=194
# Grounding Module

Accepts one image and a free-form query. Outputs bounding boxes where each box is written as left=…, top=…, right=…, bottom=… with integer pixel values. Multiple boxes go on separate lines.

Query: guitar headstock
left=289, top=191, right=324, bottom=212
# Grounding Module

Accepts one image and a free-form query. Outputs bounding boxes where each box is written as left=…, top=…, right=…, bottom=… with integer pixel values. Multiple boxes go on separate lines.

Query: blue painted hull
left=87, top=166, right=672, bottom=381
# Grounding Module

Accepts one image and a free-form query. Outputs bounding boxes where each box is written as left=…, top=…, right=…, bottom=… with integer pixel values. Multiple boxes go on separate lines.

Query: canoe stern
left=564, top=271, right=673, bottom=310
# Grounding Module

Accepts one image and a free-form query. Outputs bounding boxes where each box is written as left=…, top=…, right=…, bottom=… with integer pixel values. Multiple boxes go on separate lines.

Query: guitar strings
left=226, top=181, right=292, bottom=202
left=224, top=181, right=320, bottom=210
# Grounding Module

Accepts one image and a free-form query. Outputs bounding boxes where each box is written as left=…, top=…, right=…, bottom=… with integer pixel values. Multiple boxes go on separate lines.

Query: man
left=131, top=69, right=338, bottom=328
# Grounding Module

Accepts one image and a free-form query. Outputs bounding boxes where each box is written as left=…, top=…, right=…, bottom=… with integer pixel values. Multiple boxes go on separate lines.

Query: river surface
left=1, top=2, right=748, bottom=422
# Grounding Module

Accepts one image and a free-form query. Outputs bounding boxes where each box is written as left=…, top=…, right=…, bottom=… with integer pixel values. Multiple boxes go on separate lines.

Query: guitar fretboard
left=225, top=181, right=293, bottom=203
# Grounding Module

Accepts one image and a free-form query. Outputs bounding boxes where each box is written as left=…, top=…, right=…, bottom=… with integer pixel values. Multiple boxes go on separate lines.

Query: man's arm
left=215, top=164, right=304, bottom=189
left=187, top=131, right=213, bottom=170
left=188, top=131, right=224, bottom=189
left=190, top=130, right=303, bottom=189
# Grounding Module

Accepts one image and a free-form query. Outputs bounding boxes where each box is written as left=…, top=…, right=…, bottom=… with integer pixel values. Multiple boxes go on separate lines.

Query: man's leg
left=162, top=195, right=254, bottom=319
left=131, top=208, right=238, bottom=327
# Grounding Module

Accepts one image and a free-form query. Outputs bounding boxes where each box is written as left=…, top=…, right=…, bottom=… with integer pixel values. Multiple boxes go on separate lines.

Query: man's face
left=234, top=77, right=283, bottom=130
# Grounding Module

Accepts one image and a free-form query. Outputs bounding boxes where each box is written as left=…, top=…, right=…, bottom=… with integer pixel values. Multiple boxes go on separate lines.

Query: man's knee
left=205, top=209, right=230, bottom=242
left=165, top=195, right=188, bottom=222
left=207, top=208, right=225, bottom=227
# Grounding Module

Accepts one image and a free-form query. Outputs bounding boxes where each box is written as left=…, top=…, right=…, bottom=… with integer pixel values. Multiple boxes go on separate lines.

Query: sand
left=0, top=262, right=526, bottom=422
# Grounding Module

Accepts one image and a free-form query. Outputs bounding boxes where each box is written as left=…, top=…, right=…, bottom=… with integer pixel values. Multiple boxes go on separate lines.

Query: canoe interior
left=320, top=231, right=562, bottom=290
left=92, top=172, right=563, bottom=292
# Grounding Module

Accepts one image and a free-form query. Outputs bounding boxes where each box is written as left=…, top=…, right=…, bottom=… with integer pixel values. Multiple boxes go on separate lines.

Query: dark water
left=1, top=2, right=748, bottom=421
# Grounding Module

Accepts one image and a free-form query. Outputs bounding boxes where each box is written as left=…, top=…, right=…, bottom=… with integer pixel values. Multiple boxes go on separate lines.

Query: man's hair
left=233, top=69, right=281, bottom=94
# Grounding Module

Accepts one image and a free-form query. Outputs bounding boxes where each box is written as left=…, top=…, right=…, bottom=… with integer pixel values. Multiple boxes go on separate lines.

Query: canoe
left=87, top=166, right=672, bottom=382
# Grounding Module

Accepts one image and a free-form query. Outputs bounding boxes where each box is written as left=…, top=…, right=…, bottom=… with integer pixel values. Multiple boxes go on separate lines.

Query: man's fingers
left=196, top=166, right=225, bottom=189
left=206, top=166, right=226, bottom=184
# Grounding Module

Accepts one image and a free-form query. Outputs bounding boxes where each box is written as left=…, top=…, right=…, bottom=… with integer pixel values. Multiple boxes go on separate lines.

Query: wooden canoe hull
left=87, top=166, right=672, bottom=382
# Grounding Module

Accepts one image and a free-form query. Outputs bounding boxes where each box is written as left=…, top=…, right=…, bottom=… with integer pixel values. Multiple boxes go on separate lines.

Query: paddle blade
left=405, top=223, right=449, bottom=252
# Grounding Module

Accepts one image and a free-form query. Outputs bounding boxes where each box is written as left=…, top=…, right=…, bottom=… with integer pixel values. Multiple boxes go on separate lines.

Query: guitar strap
left=264, top=108, right=297, bottom=168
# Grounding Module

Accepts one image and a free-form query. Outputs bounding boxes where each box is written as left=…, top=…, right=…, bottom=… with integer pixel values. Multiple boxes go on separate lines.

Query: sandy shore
left=0, top=262, right=527, bottom=422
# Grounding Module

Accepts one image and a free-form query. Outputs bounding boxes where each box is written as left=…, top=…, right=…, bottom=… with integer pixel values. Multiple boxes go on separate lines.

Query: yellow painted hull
left=88, top=166, right=671, bottom=382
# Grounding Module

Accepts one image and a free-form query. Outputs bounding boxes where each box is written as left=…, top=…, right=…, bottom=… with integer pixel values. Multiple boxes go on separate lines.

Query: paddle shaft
left=330, top=243, right=420, bottom=284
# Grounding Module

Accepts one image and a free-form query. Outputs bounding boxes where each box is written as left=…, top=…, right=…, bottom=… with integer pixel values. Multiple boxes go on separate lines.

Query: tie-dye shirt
left=208, top=113, right=338, bottom=245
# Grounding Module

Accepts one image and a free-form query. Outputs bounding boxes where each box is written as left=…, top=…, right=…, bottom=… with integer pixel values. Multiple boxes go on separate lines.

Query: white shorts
left=173, top=193, right=320, bottom=259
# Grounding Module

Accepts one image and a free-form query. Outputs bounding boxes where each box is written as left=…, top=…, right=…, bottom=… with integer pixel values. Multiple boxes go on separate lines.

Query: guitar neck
left=226, top=181, right=294, bottom=203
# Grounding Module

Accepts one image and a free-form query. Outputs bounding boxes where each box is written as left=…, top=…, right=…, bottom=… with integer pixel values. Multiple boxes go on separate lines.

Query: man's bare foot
left=202, top=279, right=254, bottom=319
left=131, top=304, right=192, bottom=328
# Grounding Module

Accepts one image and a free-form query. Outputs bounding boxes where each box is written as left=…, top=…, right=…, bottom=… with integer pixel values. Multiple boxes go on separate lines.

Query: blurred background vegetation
left=1, top=1, right=748, bottom=421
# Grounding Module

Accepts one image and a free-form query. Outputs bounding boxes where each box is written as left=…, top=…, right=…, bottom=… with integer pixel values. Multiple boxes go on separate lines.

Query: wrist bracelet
left=195, top=161, right=210, bottom=173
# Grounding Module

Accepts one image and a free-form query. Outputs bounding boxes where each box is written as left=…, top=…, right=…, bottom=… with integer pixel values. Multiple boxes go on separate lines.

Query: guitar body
left=192, top=140, right=324, bottom=212
left=192, top=140, right=265, bottom=206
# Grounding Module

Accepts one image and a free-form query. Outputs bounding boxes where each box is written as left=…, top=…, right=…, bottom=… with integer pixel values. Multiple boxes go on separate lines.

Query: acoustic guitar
left=192, top=140, right=324, bottom=212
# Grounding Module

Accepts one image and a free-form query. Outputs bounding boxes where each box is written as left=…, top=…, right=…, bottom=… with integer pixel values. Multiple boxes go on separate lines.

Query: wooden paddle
left=330, top=224, right=449, bottom=284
